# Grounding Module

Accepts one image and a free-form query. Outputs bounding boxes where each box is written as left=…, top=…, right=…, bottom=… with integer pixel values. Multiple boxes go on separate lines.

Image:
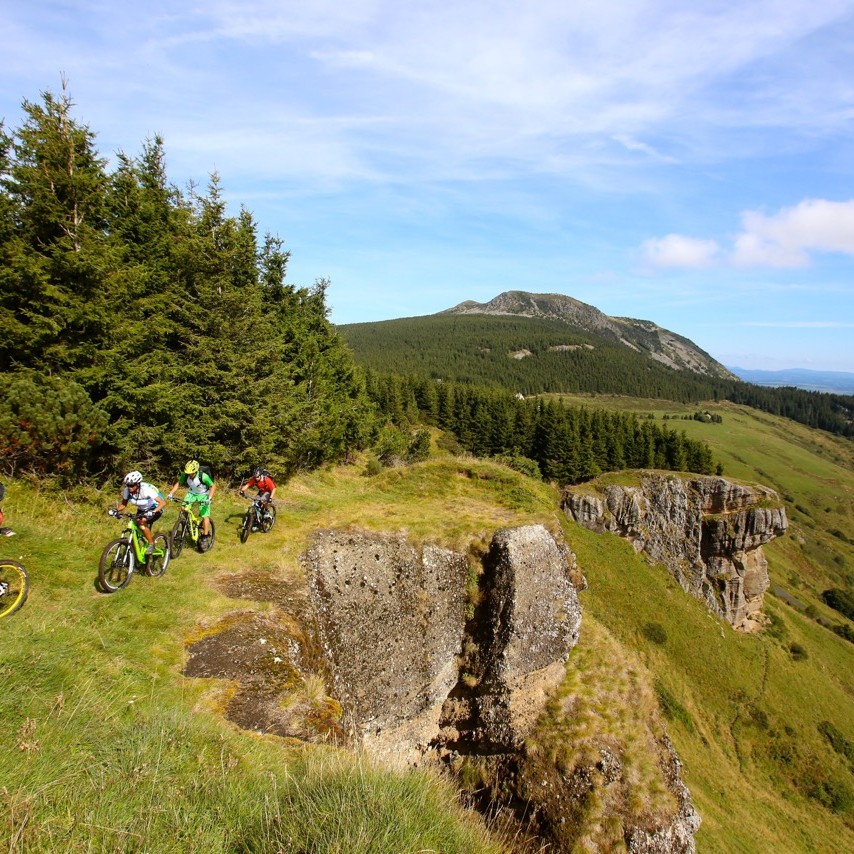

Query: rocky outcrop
left=562, top=473, right=788, bottom=631
left=304, top=524, right=580, bottom=762
left=303, top=530, right=470, bottom=764
left=304, top=523, right=700, bottom=852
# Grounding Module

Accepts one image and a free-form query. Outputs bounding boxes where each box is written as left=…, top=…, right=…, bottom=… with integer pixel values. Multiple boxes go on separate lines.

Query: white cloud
left=731, top=199, right=854, bottom=267
left=642, top=234, right=720, bottom=268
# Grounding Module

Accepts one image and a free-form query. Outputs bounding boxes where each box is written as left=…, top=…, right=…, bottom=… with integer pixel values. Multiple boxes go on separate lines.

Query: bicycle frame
left=169, top=496, right=215, bottom=555
left=177, top=501, right=203, bottom=542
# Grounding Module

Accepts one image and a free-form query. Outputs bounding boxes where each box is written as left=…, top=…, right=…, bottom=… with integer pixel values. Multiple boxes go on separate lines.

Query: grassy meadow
left=1, top=401, right=853, bottom=851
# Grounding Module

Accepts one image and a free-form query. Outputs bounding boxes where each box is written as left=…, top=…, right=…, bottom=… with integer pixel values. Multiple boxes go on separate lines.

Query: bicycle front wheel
left=198, top=519, right=216, bottom=553
left=261, top=505, right=277, bottom=533
left=146, top=533, right=171, bottom=578
left=99, top=538, right=134, bottom=593
left=0, top=560, right=29, bottom=618
left=170, top=517, right=186, bottom=559
left=239, top=509, right=252, bottom=543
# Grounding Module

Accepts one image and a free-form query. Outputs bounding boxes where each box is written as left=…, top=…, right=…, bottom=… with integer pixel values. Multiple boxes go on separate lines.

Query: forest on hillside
left=0, top=87, right=722, bottom=488
left=340, top=315, right=854, bottom=439
left=0, top=87, right=374, bottom=480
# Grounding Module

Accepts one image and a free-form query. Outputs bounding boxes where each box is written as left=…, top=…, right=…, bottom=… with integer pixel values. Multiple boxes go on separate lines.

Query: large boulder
left=304, top=530, right=469, bottom=763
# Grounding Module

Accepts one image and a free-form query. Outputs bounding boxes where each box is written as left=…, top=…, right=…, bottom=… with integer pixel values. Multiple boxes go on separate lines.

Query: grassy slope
left=1, top=402, right=852, bottom=851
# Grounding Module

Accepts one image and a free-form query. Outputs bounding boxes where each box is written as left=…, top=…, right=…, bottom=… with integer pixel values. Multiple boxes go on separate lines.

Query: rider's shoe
left=145, top=543, right=154, bottom=556
left=0, top=527, right=15, bottom=537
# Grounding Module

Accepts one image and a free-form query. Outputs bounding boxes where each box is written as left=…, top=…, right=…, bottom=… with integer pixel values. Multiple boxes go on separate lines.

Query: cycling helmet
left=123, top=471, right=143, bottom=486
left=254, top=468, right=265, bottom=479
left=184, top=460, right=200, bottom=475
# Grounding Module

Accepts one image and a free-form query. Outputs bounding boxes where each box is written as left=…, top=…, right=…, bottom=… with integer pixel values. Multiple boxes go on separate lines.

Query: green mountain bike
left=168, top=497, right=215, bottom=557
left=0, top=560, right=28, bottom=618
left=98, top=510, right=170, bottom=593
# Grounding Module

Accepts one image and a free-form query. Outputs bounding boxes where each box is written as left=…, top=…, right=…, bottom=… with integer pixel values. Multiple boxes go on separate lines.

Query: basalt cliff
left=562, top=473, right=788, bottom=631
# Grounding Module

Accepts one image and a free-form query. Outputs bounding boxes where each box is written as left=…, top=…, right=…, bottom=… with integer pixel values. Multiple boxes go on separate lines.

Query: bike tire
left=261, top=505, right=277, bottom=533
left=198, top=519, right=216, bottom=553
left=239, top=509, right=252, bottom=543
left=170, top=518, right=186, bottom=559
left=146, top=533, right=171, bottom=577
left=0, top=560, right=29, bottom=618
left=99, top=538, right=134, bottom=593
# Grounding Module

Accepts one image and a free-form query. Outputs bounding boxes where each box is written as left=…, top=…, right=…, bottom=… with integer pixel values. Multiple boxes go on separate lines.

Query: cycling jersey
left=178, top=472, right=214, bottom=495
left=122, top=482, right=163, bottom=512
left=245, top=474, right=275, bottom=494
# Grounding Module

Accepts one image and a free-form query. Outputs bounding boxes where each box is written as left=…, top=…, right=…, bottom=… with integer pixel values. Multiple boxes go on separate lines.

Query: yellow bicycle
left=0, top=560, right=28, bottom=618
left=168, top=496, right=215, bottom=557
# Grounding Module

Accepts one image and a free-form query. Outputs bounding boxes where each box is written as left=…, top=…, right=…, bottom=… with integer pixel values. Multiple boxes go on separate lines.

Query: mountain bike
left=239, top=495, right=276, bottom=543
left=168, top=496, right=216, bottom=557
left=0, top=560, right=28, bottom=618
left=99, top=510, right=170, bottom=593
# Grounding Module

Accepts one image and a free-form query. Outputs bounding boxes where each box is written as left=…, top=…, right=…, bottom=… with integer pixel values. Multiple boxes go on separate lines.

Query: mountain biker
left=168, top=460, right=215, bottom=541
left=112, top=471, right=166, bottom=554
left=238, top=468, right=276, bottom=525
left=0, top=483, right=15, bottom=537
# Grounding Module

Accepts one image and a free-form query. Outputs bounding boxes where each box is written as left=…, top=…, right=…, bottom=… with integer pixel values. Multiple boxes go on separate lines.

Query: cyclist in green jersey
left=167, top=460, right=216, bottom=542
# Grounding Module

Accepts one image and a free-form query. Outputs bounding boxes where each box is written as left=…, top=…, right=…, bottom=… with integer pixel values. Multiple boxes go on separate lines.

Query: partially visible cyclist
left=112, top=471, right=167, bottom=555
left=0, top=482, right=15, bottom=537
left=238, top=468, right=277, bottom=522
left=168, top=460, right=215, bottom=543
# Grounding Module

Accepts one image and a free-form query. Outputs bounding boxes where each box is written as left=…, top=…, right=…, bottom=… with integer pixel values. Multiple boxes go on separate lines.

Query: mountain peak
left=444, top=291, right=736, bottom=379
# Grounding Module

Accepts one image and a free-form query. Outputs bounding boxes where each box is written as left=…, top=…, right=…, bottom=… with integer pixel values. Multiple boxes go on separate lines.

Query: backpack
left=199, top=465, right=214, bottom=482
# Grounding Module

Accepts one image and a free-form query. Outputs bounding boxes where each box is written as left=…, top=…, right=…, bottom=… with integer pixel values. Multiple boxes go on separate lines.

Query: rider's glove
left=238, top=490, right=245, bottom=498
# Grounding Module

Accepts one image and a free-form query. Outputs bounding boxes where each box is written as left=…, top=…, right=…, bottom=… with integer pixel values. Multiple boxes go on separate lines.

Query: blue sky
left=3, top=1, right=854, bottom=371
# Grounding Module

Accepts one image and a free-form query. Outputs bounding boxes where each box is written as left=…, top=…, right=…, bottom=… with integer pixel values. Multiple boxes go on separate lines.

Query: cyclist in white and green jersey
left=167, top=460, right=216, bottom=541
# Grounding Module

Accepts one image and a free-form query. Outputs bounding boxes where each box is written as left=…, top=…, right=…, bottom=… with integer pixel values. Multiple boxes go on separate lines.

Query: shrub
left=789, top=642, right=809, bottom=661
left=405, top=429, right=431, bottom=463
left=0, top=371, right=108, bottom=479
left=641, top=622, right=668, bottom=645
left=817, top=720, right=854, bottom=763
left=822, top=588, right=854, bottom=622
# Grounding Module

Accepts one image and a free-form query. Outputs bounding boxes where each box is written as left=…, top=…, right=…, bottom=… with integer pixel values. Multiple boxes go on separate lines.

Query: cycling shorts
left=184, top=491, right=211, bottom=518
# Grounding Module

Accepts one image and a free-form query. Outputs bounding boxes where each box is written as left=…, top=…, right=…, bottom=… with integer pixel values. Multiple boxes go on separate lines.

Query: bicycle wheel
left=146, top=533, right=171, bottom=577
left=170, top=517, right=186, bottom=559
left=198, top=519, right=216, bottom=553
left=239, top=508, right=252, bottom=543
left=0, top=560, right=29, bottom=618
left=261, top=505, right=277, bottom=533
left=99, top=538, right=135, bottom=593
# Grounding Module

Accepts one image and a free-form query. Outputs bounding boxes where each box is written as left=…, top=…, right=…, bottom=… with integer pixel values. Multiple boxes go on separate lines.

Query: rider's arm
left=154, top=492, right=167, bottom=512
left=167, top=480, right=180, bottom=499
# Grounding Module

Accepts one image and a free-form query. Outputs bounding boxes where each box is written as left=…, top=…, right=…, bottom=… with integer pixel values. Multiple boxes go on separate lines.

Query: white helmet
left=123, top=470, right=143, bottom=486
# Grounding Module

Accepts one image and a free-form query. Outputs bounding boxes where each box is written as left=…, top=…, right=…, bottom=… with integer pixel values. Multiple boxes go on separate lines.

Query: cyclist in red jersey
left=238, top=468, right=276, bottom=518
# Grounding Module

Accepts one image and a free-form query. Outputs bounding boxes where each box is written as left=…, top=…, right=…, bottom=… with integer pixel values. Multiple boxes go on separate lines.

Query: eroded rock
left=563, top=473, right=788, bottom=630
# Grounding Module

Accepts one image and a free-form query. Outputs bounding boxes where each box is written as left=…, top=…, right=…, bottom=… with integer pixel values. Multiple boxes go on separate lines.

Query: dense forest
left=365, top=373, right=718, bottom=482
left=340, top=315, right=854, bottom=438
left=0, top=87, right=373, bottom=480
left=0, top=87, right=721, bottom=487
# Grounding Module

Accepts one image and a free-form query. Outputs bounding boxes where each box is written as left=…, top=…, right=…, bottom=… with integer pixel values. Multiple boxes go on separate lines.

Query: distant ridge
left=443, top=291, right=736, bottom=380
left=728, top=367, right=854, bottom=396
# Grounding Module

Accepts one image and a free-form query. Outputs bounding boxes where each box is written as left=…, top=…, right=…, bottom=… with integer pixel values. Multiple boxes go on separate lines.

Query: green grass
left=1, top=403, right=853, bottom=852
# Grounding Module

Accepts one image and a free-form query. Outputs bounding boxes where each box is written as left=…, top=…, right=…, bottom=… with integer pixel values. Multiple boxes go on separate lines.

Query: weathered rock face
left=304, top=524, right=699, bottom=852
left=304, top=524, right=581, bottom=762
left=303, top=530, right=470, bottom=763
left=562, top=473, right=788, bottom=631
